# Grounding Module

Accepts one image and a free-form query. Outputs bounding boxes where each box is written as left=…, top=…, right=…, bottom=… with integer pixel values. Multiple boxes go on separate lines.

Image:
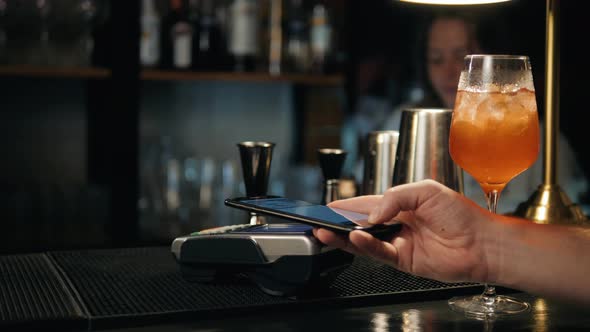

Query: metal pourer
left=317, top=149, right=347, bottom=205
left=237, top=141, right=275, bottom=225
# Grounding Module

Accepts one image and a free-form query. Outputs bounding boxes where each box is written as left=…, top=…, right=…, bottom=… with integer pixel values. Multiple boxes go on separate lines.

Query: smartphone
left=224, top=196, right=402, bottom=238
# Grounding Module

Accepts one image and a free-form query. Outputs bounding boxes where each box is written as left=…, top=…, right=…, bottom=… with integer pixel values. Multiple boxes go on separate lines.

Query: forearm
left=484, top=216, right=590, bottom=303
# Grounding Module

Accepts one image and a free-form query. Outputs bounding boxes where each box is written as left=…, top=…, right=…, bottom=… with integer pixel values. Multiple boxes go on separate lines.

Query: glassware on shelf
left=77, top=0, right=99, bottom=65
left=0, top=0, right=52, bottom=65
left=0, top=0, right=7, bottom=63
left=37, top=0, right=52, bottom=65
left=51, top=0, right=104, bottom=67
left=0, top=0, right=109, bottom=67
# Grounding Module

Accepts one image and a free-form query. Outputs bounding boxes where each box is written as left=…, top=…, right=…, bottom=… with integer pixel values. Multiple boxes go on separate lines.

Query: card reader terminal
left=171, top=223, right=354, bottom=296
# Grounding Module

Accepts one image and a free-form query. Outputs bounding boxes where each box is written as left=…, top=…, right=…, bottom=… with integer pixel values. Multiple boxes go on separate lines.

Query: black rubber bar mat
left=0, top=253, right=87, bottom=331
left=1, top=247, right=483, bottom=330
left=49, top=247, right=480, bottom=330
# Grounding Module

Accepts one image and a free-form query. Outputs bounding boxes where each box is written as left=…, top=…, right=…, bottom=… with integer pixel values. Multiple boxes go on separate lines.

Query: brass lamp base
left=513, top=184, right=588, bottom=225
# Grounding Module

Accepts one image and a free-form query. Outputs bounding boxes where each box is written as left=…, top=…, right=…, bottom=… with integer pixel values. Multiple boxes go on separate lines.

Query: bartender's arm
left=313, top=180, right=590, bottom=304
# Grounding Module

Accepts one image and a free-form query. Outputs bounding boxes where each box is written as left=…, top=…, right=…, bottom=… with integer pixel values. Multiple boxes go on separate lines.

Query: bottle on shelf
left=160, top=0, right=176, bottom=69
left=284, top=0, right=310, bottom=74
left=160, top=0, right=192, bottom=70
left=171, top=0, right=193, bottom=70
left=187, top=0, right=200, bottom=69
left=228, top=0, right=259, bottom=72
left=267, top=0, right=283, bottom=75
left=309, top=3, right=332, bottom=74
left=140, top=0, right=161, bottom=67
left=195, top=0, right=228, bottom=71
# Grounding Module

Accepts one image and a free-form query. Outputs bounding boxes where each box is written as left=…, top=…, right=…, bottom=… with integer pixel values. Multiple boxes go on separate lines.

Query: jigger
left=237, top=141, right=275, bottom=225
left=317, top=148, right=347, bottom=205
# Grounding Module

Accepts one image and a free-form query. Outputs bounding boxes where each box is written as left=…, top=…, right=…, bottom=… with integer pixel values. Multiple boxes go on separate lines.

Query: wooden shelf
left=0, top=66, right=343, bottom=86
left=0, top=65, right=111, bottom=79
left=141, top=70, right=344, bottom=86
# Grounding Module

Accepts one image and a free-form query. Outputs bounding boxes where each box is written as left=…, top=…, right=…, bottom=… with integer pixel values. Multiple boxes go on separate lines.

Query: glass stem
left=486, top=190, right=499, bottom=214
left=482, top=189, right=500, bottom=303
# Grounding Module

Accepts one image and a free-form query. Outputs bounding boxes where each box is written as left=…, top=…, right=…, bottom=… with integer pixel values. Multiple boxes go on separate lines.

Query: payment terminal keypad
left=192, top=224, right=254, bottom=235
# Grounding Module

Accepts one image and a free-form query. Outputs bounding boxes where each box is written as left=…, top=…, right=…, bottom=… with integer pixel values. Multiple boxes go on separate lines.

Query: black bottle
left=195, top=0, right=227, bottom=71
left=170, top=0, right=193, bottom=70
left=284, top=0, right=310, bottom=73
left=228, top=0, right=259, bottom=72
left=188, top=0, right=201, bottom=69
left=160, top=0, right=181, bottom=69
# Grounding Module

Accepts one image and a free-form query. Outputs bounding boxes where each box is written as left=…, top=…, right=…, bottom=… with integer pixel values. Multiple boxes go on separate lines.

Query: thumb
left=369, top=180, right=446, bottom=224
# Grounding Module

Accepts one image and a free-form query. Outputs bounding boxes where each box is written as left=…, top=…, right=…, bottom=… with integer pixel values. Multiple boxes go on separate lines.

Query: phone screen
left=237, top=197, right=372, bottom=228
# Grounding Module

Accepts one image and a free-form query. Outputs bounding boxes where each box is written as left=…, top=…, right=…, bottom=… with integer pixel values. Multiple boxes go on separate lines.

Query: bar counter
left=110, top=293, right=590, bottom=332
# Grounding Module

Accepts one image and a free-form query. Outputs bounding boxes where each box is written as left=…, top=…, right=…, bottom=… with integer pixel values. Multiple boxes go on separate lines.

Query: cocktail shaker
left=392, top=108, right=463, bottom=193
left=362, top=130, right=399, bottom=195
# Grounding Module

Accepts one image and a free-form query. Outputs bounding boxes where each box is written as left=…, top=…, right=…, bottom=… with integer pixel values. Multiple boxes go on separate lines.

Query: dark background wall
left=0, top=0, right=586, bottom=254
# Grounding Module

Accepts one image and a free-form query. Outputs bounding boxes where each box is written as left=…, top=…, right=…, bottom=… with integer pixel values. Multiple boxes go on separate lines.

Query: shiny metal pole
left=514, top=0, right=587, bottom=224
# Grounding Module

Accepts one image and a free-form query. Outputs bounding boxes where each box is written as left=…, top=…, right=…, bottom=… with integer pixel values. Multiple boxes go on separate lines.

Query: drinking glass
left=448, top=55, right=540, bottom=319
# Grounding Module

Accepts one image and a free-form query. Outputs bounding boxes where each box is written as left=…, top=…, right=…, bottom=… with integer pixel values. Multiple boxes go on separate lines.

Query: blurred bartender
left=381, top=13, right=587, bottom=213
left=350, top=11, right=587, bottom=214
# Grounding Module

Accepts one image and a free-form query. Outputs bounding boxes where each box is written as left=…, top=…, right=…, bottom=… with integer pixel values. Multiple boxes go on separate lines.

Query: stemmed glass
left=448, top=55, right=540, bottom=319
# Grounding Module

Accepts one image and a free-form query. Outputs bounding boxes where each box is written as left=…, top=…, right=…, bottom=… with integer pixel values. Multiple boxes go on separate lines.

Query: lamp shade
left=399, top=0, right=510, bottom=5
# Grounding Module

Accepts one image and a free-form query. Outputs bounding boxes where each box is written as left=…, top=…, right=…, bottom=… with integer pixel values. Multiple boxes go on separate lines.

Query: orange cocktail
left=448, top=55, right=537, bottom=317
left=449, top=88, right=540, bottom=194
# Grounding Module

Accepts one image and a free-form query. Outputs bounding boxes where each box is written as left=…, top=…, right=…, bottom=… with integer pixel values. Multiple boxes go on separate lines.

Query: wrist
left=479, top=214, right=526, bottom=286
